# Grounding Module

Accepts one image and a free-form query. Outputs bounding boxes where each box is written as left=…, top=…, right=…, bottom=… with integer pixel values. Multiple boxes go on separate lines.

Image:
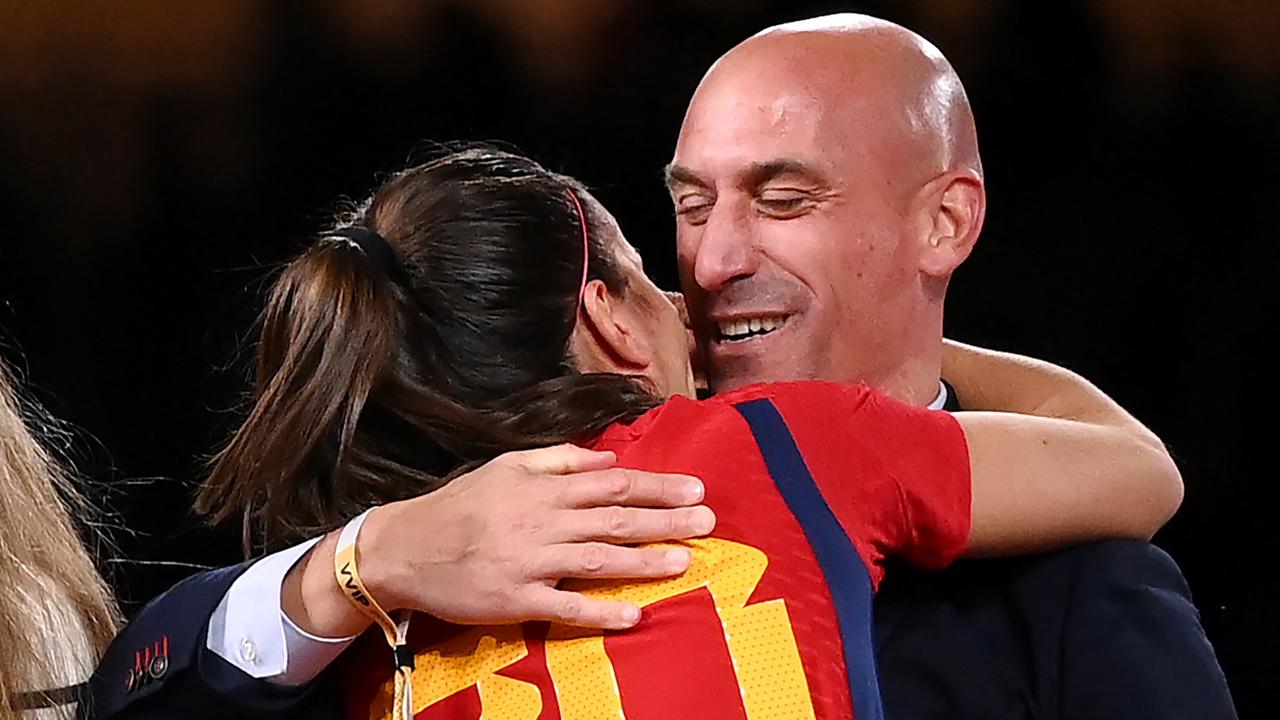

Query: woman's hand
left=666, top=291, right=707, bottom=393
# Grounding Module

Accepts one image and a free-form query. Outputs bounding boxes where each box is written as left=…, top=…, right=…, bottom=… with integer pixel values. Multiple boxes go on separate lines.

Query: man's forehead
left=675, top=71, right=924, bottom=195
left=675, top=85, right=834, bottom=166
left=670, top=94, right=874, bottom=191
left=681, top=68, right=822, bottom=140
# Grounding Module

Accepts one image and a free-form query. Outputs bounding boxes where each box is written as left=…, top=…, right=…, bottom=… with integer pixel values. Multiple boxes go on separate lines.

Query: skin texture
left=667, top=13, right=986, bottom=405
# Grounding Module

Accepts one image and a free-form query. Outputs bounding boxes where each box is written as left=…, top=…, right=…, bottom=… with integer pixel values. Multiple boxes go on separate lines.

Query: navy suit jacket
left=875, top=541, right=1236, bottom=718
left=90, top=386, right=1236, bottom=719
left=89, top=544, right=1236, bottom=720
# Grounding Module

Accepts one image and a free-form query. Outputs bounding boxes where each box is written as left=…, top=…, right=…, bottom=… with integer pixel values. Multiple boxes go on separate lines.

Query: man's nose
left=691, top=201, right=759, bottom=292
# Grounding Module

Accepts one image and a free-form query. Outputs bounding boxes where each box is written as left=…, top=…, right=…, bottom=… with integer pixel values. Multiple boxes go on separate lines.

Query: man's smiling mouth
left=714, top=315, right=792, bottom=342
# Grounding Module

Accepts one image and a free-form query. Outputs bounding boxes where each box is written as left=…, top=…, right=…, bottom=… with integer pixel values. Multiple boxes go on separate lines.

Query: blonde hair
left=0, top=361, right=120, bottom=719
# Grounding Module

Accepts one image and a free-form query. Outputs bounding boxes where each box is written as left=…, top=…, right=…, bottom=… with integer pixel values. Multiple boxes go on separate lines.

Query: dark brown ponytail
left=198, top=147, right=661, bottom=553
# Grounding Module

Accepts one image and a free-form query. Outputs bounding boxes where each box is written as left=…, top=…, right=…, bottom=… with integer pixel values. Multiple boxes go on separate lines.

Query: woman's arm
left=944, top=340, right=1183, bottom=556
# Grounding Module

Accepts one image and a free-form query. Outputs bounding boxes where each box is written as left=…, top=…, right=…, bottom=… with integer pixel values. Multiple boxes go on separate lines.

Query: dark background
left=1, top=1, right=1275, bottom=716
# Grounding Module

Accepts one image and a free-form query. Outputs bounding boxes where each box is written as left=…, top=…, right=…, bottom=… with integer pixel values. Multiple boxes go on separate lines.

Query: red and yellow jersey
left=344, top=381, right=970, bottom=720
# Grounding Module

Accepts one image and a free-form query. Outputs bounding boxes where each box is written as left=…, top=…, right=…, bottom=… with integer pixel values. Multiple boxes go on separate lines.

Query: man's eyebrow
left=663, top=163, right=708, bottom=190
left=743, top=158, right=826, bottom=187
left=663, top=159, right=826, bottom=191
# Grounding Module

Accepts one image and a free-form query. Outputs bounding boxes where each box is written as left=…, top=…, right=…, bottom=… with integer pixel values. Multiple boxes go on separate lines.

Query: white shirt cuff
left=929, top=380, right=948, bottom=410
left=206, top=537, right=358, bottom=685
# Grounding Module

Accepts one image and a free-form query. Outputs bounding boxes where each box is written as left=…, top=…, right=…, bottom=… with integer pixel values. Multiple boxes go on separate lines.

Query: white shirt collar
left=927, top=381, right=948, bottom=411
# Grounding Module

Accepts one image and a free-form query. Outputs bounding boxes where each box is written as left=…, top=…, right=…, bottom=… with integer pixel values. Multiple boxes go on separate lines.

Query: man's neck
left=869, top=329, right=946, bottom=407
left=871, top=361, right=944, bottom=408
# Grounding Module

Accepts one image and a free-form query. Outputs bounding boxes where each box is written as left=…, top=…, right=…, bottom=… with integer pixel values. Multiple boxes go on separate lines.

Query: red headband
left=565, top=189, right=590, bottom=320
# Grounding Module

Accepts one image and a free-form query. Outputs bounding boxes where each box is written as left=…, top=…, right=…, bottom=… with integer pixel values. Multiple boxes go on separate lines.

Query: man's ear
left=574, top=279, right=652, bottom=372
left=918, top=171, right=986, bottom=277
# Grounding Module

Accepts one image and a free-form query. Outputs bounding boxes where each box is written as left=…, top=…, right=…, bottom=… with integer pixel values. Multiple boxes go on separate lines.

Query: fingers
left=691, top=347, right=708, bottom=393
left=504, top=444, right=617, bottom=475
left=664, top=291, right=691, bottom=329
left=494, top=446, right=706, bottom=511
left=557, top=467, right=705, bottom=509
left=663, top=290, right=706, bottom=387
left=517, top=586, right=644, bottom=630
left=532, top=542, right=693, bottom=581
left=556, top=506, right=716, bottom=544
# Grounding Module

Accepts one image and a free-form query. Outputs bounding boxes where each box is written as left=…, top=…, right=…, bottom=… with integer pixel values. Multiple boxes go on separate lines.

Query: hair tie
left=565, top=189, right=590, bottom=320
left=329, top=225, right=406, bottom=281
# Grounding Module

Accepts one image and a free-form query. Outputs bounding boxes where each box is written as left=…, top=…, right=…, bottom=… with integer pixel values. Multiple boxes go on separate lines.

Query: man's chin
left=707, top=360, right=807, bottom=394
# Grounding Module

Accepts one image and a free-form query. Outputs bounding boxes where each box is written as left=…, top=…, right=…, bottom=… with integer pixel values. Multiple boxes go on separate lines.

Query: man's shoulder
left=876, top=541, right=1187, bottom=676
left=982, top=539, right=1183, bottom=587
left=1018, top=538, right=1181, bottom=575
left=874, top=541, right=1231, bottom=720
left=982, top=539, right=1192, bottom=611
left=1048, top=539, right=1187, bottom=588
left=880, top=539, right=1190, bottom=612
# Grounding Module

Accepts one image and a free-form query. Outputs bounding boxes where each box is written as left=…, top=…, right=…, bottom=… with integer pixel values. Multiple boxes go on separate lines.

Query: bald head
left=669, top=14, right=986, bottom=403
left=696, top=13, right=981, bottom=184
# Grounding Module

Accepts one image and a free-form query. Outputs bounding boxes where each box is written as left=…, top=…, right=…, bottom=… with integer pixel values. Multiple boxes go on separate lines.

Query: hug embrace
left=1, top=12, right=1235, bottom=720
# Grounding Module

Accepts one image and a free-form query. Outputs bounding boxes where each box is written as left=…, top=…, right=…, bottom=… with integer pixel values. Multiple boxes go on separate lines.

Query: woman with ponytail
left=197, top=154, right=690, bottom=554
left=168, top=146, right=1182, bottom=720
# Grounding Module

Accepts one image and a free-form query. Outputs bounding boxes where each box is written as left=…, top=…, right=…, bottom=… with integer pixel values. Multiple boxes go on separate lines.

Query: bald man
left=670, top=14, right=982, bottom=405
left=668, top=14, right=1236, bottom=720
left=93, top=13, right=1235, bottom=720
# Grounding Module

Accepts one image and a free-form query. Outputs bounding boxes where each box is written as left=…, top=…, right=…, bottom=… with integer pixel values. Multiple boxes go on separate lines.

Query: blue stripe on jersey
left=733, top=398, right=884, bottom=720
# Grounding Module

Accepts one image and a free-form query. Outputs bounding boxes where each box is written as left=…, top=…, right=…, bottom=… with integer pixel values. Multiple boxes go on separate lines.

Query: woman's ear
left=571, top=279, right=653, bottom=373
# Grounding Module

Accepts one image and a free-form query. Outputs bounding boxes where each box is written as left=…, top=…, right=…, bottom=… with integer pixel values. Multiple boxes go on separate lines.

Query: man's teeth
left=717, top=316, right=787, bottom=340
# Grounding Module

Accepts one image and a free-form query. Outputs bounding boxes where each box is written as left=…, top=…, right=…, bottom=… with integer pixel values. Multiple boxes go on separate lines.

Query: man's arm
left=91, top=445, right=713, bottom=718
left=208, top=538, right=355, bottom=686
left=89, top=562, right=339, bottom=720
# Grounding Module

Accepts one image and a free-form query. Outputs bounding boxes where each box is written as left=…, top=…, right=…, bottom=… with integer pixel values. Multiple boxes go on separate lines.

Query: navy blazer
left=89, top=544, right=1236, bottom=720
left=875, top=540, right=1236, bottom=719
left=90, top=382, right=1236, bottom=720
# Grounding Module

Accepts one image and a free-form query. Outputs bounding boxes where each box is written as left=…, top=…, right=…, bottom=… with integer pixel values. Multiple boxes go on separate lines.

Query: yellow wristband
left=335, top=508, right=415, bottom=720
